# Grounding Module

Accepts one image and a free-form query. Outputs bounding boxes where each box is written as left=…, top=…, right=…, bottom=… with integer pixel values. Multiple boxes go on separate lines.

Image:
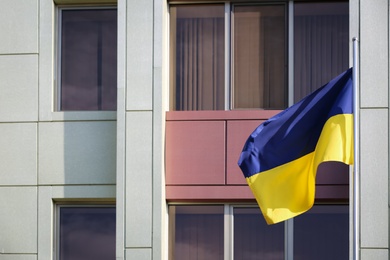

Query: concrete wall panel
left=38, top=121, right=116, bottom=184
left=126, top=112, right=153, bottom=248
left=0, top=256, right=37, bottom=260
left=0, top=123, right=37, bottom=185
left=126, top=248, right=152, bottom=260
left=0, top=187, right=37, bottom=254
left=0, top=0, right=38, bottom=54
left=360, top=0, right=388, bottom=108
left=0, top=55, right=38, bottom=122
left=126, top=0, right=153, bottom=110
left=361, top=248, right=388, bottom=260
left=360, top=109, right=388, bottom=248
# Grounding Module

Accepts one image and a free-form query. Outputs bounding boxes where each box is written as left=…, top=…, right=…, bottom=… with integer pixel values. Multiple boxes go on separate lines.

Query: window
left=169, top=1, right=349, bottom=111
left=169, top=204, right=348, bottom=260
left=233, top=207, right=284, bottom=259
left=58, top=7, right=117, bottom=111
left=168, top=205, right=225, bottom=259
left=56, top=205, right=116, bottom=260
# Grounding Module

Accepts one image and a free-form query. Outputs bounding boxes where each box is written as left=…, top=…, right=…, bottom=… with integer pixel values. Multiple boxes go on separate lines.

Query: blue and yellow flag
left=238, top=68, right=354, bottom=224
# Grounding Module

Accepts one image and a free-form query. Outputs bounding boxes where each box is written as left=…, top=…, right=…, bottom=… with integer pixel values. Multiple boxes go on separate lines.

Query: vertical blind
left=232, top=5, right=287, bottom=109
left=294, top=2, right=349, bottom=102
left=170, top=5, right=225, bottom=111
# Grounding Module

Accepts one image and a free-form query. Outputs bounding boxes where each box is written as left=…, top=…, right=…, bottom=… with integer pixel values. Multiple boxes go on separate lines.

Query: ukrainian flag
left=238, top=68, right=354, bottom=224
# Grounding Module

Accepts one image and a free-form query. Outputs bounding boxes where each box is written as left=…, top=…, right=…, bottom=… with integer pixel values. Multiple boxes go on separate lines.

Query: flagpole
left=352, top=37, right=360, bottom=260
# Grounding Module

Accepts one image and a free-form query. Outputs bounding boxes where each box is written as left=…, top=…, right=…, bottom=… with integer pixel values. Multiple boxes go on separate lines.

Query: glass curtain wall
left=169, top=1, right=349, bottom=110
left=169, top=205, right=348, bottom=260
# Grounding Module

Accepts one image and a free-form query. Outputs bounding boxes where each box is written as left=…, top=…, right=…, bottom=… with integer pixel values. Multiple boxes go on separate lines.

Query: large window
left=169, top=1, right=349, bottom=111
left=58, top=7, right=117, bottom=111
left=169, top=204, right=348, bottom=260
left=56, top=205, right=116, bottom=260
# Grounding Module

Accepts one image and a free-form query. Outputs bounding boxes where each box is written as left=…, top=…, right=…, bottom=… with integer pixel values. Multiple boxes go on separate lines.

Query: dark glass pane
left=61, top=9, right=117, bottom=111
left=170, top=5, right=225, bottom=111
left=234, top=207, right=284, bottom=259
left=233, top=4, right=287, bottom=109
left=294, top=205, right=349, bottom=260
left=294, top=2, right=349, bottom=102
left=169, top=205, right=224, bottom=259
left=59, top=207, right=116, bottom=260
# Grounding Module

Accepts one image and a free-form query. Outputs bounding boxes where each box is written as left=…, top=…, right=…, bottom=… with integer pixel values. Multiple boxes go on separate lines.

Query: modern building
left=0, top=0, right=387, bottom=259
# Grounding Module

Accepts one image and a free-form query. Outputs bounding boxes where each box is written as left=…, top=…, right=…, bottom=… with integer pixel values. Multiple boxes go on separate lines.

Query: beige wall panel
left=0, top=123, right=37, bottom=185
left=0, top=55, right=38, bottom=122
left=51, top=185, right=116, bottom=199
left=125, top=112, right=153, bottom=248
left=360, top=109, right=388, bottom=248
left=126, top=0, right=153, bottom=110
left=0, top=256, right=37, bottom=260
left=37, top=186, right=53, bottom=260
left=126, top=248, right=152, bottom=260
left=360, top=0, right=388, bottom=108
left=38, top=121, right=116, bottom=185
left=38, top=0, right=55, bottom=121
left=361, top=248, right=388, bottom=260
left=0, top=0, right=38, bottom=54
left=0, top=187, right=37, bottom=254
left=116, top=0, right=127, bottom=257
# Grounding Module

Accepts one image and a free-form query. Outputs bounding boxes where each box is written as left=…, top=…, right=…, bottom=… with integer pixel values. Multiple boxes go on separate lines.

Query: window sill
left=46, top=111, right=117, bottom=121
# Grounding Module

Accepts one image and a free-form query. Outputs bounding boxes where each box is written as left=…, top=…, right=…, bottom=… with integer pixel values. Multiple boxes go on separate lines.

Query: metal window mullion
left=286, top=2, right=294, bottom=260
left=288, top=0, right=294, bottom=107
left=57, top=8, right=63, bottom=111
left=224, top=204, right=234, bottom=260
left=97, top=22, right=103, bottom=110
left=285, top=219, right=294, bottom=260
left=224, top=3, right=231, bottom=110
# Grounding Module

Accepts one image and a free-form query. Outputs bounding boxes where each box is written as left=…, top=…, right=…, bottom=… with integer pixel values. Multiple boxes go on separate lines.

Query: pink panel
left=165, top=184, right=348, bottom=200
left=166, top=185, right=255, bottom=200
left=226, top=120, right=264, bottom=185
left=166, top=120, right=226, bottom=185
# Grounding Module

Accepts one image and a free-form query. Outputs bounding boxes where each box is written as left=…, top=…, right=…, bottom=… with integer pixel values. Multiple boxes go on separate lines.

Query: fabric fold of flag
left=238, top=68, right=354, bottom=225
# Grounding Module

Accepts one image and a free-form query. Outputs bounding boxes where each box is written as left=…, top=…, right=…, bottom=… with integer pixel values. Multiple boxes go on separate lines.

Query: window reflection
left=169, top=205, right=224, bottom=260
left=232, top=4, right=287, bottom=109
left=294, top=2, right=349, bottom=101
left=294, top=205, right=349, bottom=260
left=234, top=207, right=284, bottom=260
left=60, top=9, right=117, bottom=111
left=169, top=5, right=225, bottom=111
left=169, top=204, right=348, bottom=260
left=59, top=206, right=116, bottom=260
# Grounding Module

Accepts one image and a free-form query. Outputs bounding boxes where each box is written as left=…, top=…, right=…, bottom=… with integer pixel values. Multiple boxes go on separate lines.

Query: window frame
left=39, top=0, right=118, bottom=121
left=54, top=203, right=116, bottom=260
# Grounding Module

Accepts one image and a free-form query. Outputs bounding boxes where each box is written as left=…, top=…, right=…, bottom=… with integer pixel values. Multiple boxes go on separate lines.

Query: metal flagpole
left=352, top=37, right=360, bottom=260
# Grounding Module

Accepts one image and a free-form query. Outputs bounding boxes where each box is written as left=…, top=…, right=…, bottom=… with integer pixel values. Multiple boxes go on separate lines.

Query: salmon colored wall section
left=165, top=120, right=226, bottom=185
left=165, top=111, right=349, bottom=201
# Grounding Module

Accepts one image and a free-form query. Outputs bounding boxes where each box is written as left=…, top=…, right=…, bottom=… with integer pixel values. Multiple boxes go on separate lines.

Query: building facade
left=0, top=0, right=388, bottom=259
